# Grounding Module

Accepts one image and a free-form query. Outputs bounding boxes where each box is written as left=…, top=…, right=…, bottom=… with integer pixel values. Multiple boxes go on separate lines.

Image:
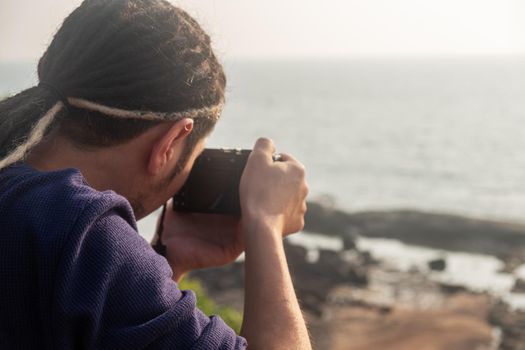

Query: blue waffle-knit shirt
left=0, top=163, right=247, bottom=349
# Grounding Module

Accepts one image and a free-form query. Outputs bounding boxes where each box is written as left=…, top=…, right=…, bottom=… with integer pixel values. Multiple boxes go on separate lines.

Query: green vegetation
left=179, top=277, right=243, bottom=334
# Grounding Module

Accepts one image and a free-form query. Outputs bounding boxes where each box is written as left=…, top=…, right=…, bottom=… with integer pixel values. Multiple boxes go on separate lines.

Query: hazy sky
left=1, top=0, right=524, bottom=62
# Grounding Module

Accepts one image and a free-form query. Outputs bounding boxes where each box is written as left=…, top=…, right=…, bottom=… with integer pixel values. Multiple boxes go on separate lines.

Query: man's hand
left=151, top=137, right=308, bottom=288
left=153, top=201, right=244, bottom=281
left=240, top=137, right=309, bottom=236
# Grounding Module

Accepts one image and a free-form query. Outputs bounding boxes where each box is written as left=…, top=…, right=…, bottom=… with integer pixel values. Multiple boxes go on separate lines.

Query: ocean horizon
left=2, top=56, right=525, bottom=224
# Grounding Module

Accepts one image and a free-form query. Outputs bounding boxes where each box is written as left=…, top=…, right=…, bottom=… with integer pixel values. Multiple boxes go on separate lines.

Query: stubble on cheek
left=128, top=193, right=147, bottom=220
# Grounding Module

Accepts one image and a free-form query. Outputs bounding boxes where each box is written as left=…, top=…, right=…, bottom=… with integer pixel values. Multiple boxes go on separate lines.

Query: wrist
left=241, top=213, right=284, bottom=238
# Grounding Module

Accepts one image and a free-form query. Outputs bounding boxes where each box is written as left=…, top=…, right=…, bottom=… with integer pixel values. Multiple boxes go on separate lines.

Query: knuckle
left=290, top=162, right=303, bottom=175
left=280, top=152, right=294, bottom=163
left=296, top=162, right=306, bottom=175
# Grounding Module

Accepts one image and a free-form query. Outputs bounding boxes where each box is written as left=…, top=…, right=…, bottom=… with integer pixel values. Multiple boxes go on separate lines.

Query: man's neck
left=25, top=134, right=142, bottom=197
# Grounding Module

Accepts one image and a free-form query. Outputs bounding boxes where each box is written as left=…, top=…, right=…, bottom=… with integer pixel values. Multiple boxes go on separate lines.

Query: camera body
left=172, top=148, right=251, bottom=215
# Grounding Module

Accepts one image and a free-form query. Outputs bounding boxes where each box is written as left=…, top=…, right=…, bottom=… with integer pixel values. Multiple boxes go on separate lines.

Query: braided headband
left=0, top=84, right=223, bottom=171
left=38, top=82, right=224, bottom=121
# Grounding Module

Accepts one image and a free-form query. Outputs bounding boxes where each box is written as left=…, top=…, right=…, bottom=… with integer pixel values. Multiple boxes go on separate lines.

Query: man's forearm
left=240, top=218, right=312, bottom=350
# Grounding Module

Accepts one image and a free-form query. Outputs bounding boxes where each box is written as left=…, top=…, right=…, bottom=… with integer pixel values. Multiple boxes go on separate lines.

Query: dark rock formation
left=286, top=244, right=368, bottom=315
left=438, top=283, right=468, bottom=294
left=428, top=258, right=446, bottom=271
left=342, top=228, right=359, bottom=250
left=305, top=201, right=525, bottom=259
left=189, top=240, right=368, bottom=316
left=512, top=279, right=525, bottom=293
left=489, top=301, right=525, bottom=350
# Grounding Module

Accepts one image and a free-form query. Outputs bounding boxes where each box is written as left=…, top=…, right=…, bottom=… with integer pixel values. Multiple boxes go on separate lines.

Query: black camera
left=172, top=148, right=251, bottom=215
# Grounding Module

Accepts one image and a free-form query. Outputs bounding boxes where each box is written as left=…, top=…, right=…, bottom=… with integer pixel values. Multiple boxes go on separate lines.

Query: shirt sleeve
left=51, top=208, right=247, bottom=350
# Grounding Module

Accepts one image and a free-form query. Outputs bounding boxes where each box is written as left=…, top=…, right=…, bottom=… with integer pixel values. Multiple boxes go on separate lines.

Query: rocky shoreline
left=189, top=201, right=525, bottom=349
left=305, top=201, right=525, bottom=260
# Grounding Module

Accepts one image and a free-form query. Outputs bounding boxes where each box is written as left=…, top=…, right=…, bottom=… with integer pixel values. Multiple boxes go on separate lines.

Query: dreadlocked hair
left=0, top=0, right=226, bottom=172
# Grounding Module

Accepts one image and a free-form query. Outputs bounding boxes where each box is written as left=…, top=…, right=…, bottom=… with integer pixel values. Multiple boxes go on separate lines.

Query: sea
left=3, top=57, right=525, bottom=307
left=2, top=57, right=524, bottom=223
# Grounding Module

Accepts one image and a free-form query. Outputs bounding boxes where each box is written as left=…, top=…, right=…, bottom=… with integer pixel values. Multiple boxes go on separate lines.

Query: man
left=0, top=0, right=311, bottom=349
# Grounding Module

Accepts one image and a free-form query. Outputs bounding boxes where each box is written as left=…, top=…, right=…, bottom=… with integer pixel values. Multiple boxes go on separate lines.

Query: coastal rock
left=342, top=228, right=359, bottom=250
left=438, top=283, right=468, bottom=294
left=189, top=240, right=369, bottom=316
left=284, top=243, right=368, bottom=315
left=190, top=260, right=244, bottom=291
left=186, top=201, right=525, bottom=348
left=489, top=301, right=525, bottom=350
left=513, top=279, right=525, bottom=293
left=428, top=258, right=446, bottom=271
left=305, top=201, right=525, bottom=259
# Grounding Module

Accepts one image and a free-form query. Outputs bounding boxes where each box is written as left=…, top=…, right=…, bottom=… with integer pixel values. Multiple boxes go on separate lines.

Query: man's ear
left=147, top=118, right=194, bottom=175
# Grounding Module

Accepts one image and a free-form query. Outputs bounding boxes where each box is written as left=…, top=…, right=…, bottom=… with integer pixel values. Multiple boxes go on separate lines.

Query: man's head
left=0, top=0, right=226, bottom=218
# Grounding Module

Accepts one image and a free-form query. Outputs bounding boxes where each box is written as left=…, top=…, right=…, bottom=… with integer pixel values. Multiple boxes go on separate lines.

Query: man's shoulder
left=0, top=162, right=136, bottom=245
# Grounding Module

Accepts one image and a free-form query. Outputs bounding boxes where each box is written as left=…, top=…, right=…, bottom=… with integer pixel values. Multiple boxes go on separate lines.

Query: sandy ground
left=307, top=290, right=494, bottom=350
left=205, top=279, right=496, bottom=350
